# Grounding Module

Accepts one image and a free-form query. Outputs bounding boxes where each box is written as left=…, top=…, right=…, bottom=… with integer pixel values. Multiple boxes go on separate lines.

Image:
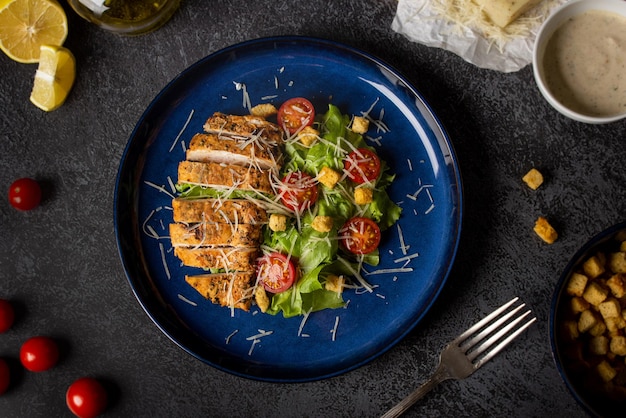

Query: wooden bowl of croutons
left=550, top=222, right=626, bottom=417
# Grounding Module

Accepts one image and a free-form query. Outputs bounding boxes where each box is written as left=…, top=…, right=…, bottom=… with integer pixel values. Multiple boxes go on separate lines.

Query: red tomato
left=257, top=252, right=297, bottom=293
left=8, top=177, right=42, bottom=211
left=280, top=171, right=318, bottom=212
left=277, top=97, right=315, bottom=134
left=66, top=377, right=108, bottom=418
left=0, top=358, right=9, bottom=395
left=344, top=148, right=381, bottom=184
left=20, top=336, right=59, bottom=372
left=339, top=217, right=382, bottom=255
left=0, top=299, right=15, bottom=333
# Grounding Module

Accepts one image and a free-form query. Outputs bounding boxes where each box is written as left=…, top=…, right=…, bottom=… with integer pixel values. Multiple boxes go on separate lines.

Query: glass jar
left=67, top=0, right=181, bottom=35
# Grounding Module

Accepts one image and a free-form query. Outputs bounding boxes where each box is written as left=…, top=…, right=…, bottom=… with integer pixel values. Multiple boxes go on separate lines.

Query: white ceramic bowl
left=533, top=0, right=626, bottom=124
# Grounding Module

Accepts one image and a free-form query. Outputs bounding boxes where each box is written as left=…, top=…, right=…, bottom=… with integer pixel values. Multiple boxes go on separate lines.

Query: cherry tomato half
left=20, top=336, right=59, bottom=372
left=280, top=171, right=318, bottom=212
left=0, top=299, right=15, bottom=333
left=257, top=252, right=297, bottom=293
left=0, top=358, right=9, bottom=395
left=339, top=217, right=382, bottom=255
left=277, top=97, right=315, bottom=134
left=8, top=177, right=42, bottom=211
left=344, top=148, right=381, bottom=184
left=66, top=377, right=108, bottom=418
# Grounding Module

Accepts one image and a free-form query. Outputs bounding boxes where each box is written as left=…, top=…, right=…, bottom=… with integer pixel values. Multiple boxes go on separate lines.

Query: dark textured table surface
left=1, top=0, right=625, bottom=416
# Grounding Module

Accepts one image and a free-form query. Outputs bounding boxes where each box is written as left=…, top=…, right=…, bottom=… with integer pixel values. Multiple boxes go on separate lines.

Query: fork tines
left=455, top=297, right=537, bottom=369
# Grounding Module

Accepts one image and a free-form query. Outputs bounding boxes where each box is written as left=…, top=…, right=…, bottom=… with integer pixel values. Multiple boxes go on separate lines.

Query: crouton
left=351, top=116, right=369, bottom=134
left=597, top=360, right=618, bottom=382
left=269, top=213, right=288, bottom=232
left=354, top=187, right=373, bottom=205
left=318, top=166, right=341, bottom=189
left=324, top=274, right=345, bottom=293
left=589, top=335, right=610, bottom=355
left=605, top=315, right=626, bottom=334
left=610, top=252, right=626, bottom=273
left=566, top=272, right=588, bottom=297
left=583, top=281, right=609, bottom=306
left=522, top=168, right=544, bottom=190
left=562, top=320, right=580, bottom=341
left=311, top=216, right=333, bottom=233
left=590, top=321, right=608, bottom=337
left=579, top=309, right=600, bottom=333
left=611, top=336, right=626, bottom=356
left=570, top=296, right=590, bottom=314
left=534, top=216, right=558, bottom=244
left=254, top=285, right=270, bottom=313
left=297, top=126, right=319, bottom=146
left=250, top=103, right=277, bottom=118
left=599, top=298, right=622, bottom=319
left=607, top=273, right=626, bottom=298
left=584, top=255, right=606, bottom=279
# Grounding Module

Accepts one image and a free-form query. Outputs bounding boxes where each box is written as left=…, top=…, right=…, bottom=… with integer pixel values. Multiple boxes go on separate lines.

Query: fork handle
left=380, top=364, right=449, bottom=418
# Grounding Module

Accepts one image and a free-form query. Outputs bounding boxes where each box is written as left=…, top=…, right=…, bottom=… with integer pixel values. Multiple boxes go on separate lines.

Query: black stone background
left=1, top=0, right=625, bottom=416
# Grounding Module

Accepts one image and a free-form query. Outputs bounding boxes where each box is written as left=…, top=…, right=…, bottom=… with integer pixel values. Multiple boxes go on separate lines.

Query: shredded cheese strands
left=429, top=0, right=560, bottom=52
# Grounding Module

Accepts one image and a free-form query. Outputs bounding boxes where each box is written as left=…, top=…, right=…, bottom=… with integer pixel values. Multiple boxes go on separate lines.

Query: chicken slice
left=177, top=161, right=274, bottom=194
left=185, top=272, right=256, bottom=311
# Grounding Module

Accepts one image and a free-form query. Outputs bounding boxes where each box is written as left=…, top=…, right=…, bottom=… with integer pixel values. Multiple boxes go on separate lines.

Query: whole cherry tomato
left=8, top=177, right=42, bottom=211
left=20, top=336, right=59, bottom=372
left=0, top=358, right=9, bottom=395
left=0, top=299, right=15, bottom=333
left=66, top=377, right=108, bottom=418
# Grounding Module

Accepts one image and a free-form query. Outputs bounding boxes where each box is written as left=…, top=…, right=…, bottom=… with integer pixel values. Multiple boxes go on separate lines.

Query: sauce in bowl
left=543, top=10, right=626, bottom=117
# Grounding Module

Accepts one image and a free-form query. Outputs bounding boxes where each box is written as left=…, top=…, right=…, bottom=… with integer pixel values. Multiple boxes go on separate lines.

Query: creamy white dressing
left=543, top=10, right=626, bottom=117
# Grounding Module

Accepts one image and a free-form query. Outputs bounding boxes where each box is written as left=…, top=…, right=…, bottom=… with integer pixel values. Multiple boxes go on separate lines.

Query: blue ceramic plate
left=114, top=36, right=462, bottom=382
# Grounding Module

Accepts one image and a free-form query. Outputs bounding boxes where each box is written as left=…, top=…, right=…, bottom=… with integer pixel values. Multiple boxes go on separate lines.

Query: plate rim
left=113, top=35, right=464, bottom=382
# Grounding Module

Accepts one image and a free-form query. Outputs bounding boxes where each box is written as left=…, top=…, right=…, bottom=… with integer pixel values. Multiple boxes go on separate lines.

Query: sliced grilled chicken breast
left=173, top=246, right=259, bottom=271
left=186, top=133, right=283, bottom=171
left=203, top=112, right=283, bottom=144
left=177, top=161, right=274, bottom=194
left=169, top=222, right=262, bottom=248
left=172, top=198, right=268, bottom=224
left=185, top=272, right=255, bottom=311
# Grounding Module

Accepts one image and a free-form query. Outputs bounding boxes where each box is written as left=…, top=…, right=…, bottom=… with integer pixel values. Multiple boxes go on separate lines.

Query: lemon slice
left=0, top=0, right=68, bottom=63
left=30, top=45, right=75, bottom=111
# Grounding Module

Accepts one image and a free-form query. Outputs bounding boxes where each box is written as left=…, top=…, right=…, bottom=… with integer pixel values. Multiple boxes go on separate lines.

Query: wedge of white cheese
left=473, top=0, right=544, bottom=27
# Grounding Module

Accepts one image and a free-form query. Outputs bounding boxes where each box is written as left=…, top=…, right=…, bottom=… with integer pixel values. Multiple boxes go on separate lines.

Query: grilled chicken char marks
left=174, top=247, right=259, bottom=272
left=172, top=198, right=267, bottom=224
left=203, top=112, right=283, bottom=145
left=177, top=160, right=274, bottom=194
left=186, top=133, right=283, bottom=171
left=185, top=272, right=256, bottom=311
left=169, top=222, right=262, bottom=248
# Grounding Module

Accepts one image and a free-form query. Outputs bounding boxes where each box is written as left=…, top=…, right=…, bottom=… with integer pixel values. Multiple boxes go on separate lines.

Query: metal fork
left=381, top=297, right=537, bottom=418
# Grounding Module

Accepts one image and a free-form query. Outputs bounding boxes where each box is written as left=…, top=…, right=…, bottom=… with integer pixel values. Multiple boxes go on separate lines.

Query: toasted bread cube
left=598, top=360, right=618, bottom=382
left=297, top=126, right=319, bottom=146
left=579, top=309, right=599, bottom=333
left=250, top=103, right=277, bottom=118
left=354, top=187, right=374, bottom=205
left=589, top=335, right=610, bottom=355
left=600, top=298, right=622, bottom=319
left=254, top=285, right=270, bottom=313
left=318, top=166, right=341, bottom=189
left=562, top=320, right=580, bottom=341
left=570, top=296, right=590, bottom=314
left=522, top=168, right=544, bottom=190
left=534, top=216, right=558, bottom=244
left=607, top=273, right=626, bottom=298
left=590, top=321, right=607, bottom=337
left=605, top=315, right=626, bottom=333
left=610, top=252, right=626, bottom=274
left=567, top=273, right=589, bottom=297
left=269, top=213, right=288, bottom=232
left=611, top=336, right=626, bottom=356
left=583, top=281, right=609, bottom=306
left=311, top=215, right=333, bottom=233
left=584, top=255, right=606, bottom=279
left=324, top=274, right=345, bottom=293
left=621, top=241, right=626, bottom=252
left=351, top=116, right=369, bottom=134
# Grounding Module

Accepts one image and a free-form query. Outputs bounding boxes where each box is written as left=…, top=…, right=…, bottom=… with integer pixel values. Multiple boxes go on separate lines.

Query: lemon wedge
left=30, top=45, right=75, bottom=111
left=0, top=0, right=68, bottom=63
